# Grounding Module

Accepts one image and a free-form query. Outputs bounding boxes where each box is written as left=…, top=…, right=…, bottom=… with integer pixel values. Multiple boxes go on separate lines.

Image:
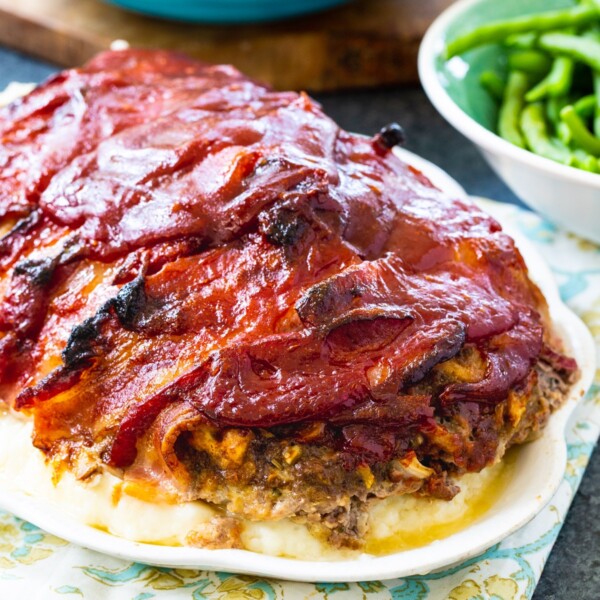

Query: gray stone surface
left=0, top=45, right=597, bottom=599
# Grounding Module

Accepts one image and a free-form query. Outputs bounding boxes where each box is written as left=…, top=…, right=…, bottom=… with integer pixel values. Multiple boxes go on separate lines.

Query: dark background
left=0, top=46, right=598, bottom=599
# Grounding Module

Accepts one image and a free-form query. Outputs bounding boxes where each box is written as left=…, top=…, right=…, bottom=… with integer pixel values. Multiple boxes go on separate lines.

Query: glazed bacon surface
left=0, top=51, right=576, bottom=533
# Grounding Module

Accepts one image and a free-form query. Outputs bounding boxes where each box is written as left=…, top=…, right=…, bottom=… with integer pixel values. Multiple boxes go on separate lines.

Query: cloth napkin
left=0, top=200, right=598, bottom=600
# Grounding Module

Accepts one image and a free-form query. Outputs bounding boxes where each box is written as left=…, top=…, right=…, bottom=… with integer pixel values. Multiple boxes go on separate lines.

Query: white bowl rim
left=418, top=0, right=600, bottom=191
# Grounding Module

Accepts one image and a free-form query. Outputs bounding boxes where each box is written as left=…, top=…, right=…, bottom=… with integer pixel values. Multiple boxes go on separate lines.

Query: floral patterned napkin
left=0, top=200, right=598, bottom=600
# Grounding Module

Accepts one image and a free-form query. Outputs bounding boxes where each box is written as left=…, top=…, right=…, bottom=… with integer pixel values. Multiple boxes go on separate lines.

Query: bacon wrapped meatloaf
left=0, top=50, right=577, bottom=549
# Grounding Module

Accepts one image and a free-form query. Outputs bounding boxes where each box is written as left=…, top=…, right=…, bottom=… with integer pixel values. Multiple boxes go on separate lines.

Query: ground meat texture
left=170, top=362, right=573, bottom=548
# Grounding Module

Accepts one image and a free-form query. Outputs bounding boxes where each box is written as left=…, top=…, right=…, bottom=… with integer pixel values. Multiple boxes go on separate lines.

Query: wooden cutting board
left=0, top=0, right=453, bottom=91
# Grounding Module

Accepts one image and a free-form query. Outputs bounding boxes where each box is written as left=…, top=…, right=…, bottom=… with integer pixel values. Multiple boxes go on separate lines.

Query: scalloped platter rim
left=0, top=147, right=595, bottom=583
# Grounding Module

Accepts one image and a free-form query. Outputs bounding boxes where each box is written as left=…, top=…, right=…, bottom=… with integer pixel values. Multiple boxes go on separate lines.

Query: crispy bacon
left=0, top=50, right=576, bottom=502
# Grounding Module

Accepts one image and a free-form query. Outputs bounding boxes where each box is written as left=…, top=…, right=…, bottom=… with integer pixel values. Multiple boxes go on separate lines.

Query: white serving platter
left=0, top=148, right=595, bottom=583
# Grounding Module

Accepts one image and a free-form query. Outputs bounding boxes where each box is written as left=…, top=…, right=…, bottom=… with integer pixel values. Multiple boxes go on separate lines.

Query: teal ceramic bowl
left=419, top=0, right=600, bottom=244
left=104, top=0, right=350, bottom=23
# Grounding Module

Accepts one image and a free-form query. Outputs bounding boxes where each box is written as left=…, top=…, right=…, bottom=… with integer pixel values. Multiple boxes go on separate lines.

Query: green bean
left=498, top=71, right=530, bottom=148
left=445, top=5, right=598, bottom=58
left=557, top=120, right=573, bottom=145
left=572, top=149, right=599, bottom=172
left=479, top=71, right=505, bottom=101
left=592, top=71, right=600, bottom=137
left=585, top=0, right=600, bottom=11
left=538, top=32, right=600, bottom=71
left=520, top=103, right=573, bottom=164
left=574, top=94, right=597, bottom=118
left=546, top=95, right=568, bottom=124
left=525, top=57, right=574, bottom=101
left=504, top=32, right=538, bottom=50
left=507, top=50, right=552, bottom=76
left=582, top=25, right=600, bottom=43
left=578, top=26, right=600, bottom=136
left=560, top=104, right=600, bottom=155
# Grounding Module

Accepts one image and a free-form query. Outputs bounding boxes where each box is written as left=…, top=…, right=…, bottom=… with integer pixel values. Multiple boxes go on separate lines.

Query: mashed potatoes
left=0, top=408, right=510, bottom=560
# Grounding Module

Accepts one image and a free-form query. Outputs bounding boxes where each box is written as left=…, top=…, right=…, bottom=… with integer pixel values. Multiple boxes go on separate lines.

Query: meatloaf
left=0, top=49, right=577, bottom=549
